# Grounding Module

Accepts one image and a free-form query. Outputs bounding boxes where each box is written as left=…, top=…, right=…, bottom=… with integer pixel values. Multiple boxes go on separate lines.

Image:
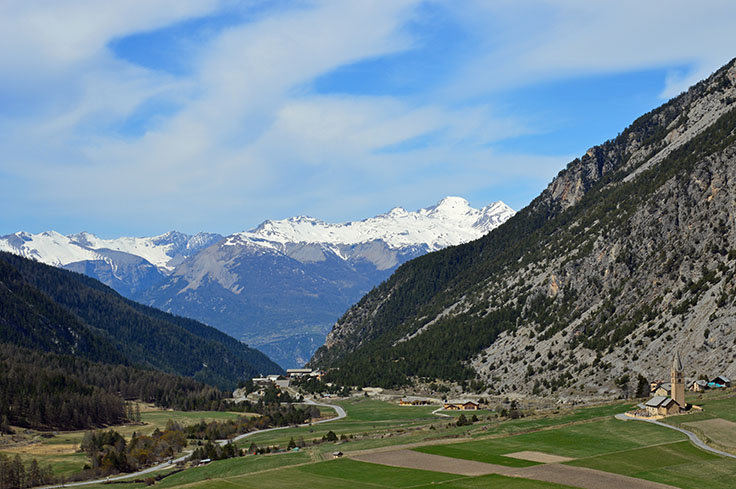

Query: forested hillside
left=0, top=252, right=281, bottom=390
left=312, top=58, right=736, bottom=398
left=0, top=343, right=223, bottom=430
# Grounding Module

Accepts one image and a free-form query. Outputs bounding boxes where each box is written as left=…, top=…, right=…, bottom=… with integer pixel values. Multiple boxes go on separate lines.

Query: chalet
left=644, top=396, right=680, bottom=416
left=443, top=400, right=479, bottom=411
left=688, top=380, right=708, bottom=392
left=332, top=451, right=343, bottom=459
left=710, top=375, right=731, bottom=388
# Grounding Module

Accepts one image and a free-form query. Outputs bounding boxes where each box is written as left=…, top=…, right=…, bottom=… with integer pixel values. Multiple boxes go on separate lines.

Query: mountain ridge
left=0, top=197, right=514, bottom=368
left=310, top=57, right=736, bottom=399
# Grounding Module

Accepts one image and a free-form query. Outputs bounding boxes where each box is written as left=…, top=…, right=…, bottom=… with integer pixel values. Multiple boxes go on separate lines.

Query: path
left=431, top=407, right=451, bottom=418
left=42, top=398, right=346, bottom=489
left=615, top=413, right=736, bottom=459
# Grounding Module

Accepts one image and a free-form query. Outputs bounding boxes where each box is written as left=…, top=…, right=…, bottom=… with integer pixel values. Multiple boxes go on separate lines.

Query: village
left=246, top=354, right=731, bottom=419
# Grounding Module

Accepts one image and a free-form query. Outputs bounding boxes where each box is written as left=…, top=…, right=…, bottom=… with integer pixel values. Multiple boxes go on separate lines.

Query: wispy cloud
left=1, top=0, right=735, bottom=236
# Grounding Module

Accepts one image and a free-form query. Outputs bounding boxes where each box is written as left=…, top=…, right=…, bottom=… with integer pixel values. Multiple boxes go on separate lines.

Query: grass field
left=662, top=389, right=736, bottom=454
left=9, top=395, right=736, bottom=488
left=414, top=417, right=684, bottom=466
left=142, top=458, right=576, bottom=489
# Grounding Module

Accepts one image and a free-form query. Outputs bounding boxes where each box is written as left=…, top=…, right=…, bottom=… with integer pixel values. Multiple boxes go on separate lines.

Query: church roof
left=672, top=350, right=683, bottom=372
left=646, top=396, right=676, bottom=408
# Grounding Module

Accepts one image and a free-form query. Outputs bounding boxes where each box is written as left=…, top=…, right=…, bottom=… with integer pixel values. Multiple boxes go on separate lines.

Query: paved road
left=615, top=413, right=736, bottom=459
left=42, top=398, right=347, bottom=488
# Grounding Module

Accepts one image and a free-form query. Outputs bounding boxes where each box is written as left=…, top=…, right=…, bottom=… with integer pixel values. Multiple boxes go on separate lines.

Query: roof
left=713, top=375, right=730, bottom=383
left=691, top=380, right=708, bottom=386
left=286, top=368, right=313, bottom=373
left=446, top=399, right=478, bottom=404
left=644, top=396, right=670, bottom=407
left=672, top=350, right=683, bottom=372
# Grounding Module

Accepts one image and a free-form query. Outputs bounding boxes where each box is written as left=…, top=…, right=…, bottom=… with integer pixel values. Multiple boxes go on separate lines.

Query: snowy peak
left=0, top=230, right=223, bottom=272
left=230, top=197, right=514, bottom=251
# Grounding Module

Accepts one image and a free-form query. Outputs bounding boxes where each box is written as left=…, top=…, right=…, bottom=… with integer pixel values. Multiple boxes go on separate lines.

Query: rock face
left=311, top=58, right=736, bottom=400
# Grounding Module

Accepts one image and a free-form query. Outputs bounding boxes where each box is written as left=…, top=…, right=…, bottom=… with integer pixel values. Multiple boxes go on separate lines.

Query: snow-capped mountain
left=139, top=197, right=514, bottom=368
left=0, top=230, right=223, bottom=296
left=1, top=197, right=514, bottom=368
left=236, top=197, right=513, bottom=251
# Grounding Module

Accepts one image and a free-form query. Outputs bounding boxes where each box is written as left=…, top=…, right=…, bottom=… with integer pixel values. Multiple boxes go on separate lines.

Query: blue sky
left=2, top=0, right=736, bottom=237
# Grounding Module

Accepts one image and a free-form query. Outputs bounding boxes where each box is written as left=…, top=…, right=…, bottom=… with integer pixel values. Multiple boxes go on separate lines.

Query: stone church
left=645, top=351, right=686, bottom=416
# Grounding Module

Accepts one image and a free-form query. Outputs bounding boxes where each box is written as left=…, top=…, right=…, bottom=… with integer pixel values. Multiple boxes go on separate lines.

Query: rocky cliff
left=312, top=58, right=736, bottom=400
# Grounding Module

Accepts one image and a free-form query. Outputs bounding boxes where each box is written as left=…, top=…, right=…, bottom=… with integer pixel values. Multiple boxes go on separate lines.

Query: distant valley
left=0, top=197, right=514, bottom=368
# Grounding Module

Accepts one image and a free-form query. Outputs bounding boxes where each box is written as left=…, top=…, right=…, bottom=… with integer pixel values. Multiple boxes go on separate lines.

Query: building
left=711, top=375, right=731, bottom=388
left=286, top=368, right=313, bottom=379
left=332, top=451, right=343, bottom=459
left=653, top=382, right=671, bottom=397
left=688, top=380, right=708, bottom=392
left=443, top=400, right=479, bottom=411
left=644, top=351, right=686, bottom=416
left=644, top=396, right=680, bottom=416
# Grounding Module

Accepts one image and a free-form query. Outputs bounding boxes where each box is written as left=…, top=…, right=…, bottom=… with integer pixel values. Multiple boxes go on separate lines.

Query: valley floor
left=42, top=388, right=736, bottom=489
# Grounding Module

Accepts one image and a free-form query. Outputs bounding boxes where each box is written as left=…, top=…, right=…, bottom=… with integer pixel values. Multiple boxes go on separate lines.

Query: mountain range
left=0, top=198, right=514, bottom=368
left=311, top=57, right=736, bottom=399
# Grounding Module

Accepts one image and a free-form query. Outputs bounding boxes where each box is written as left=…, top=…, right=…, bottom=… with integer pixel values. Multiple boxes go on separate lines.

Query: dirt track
left=351, top=449, right=679, bottom=489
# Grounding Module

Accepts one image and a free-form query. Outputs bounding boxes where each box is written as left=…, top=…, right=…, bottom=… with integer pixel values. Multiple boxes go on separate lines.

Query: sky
left=2, top=0, right=736, bottom=238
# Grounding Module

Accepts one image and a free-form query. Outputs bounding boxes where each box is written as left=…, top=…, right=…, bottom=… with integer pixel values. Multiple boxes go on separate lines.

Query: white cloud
left=2, top=0, right=736, bottom=235
left=444, top=0, right=736, bottom=99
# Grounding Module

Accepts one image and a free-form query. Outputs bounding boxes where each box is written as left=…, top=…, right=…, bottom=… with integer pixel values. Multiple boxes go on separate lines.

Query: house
left=443, top=400, right=479, bottom=411
left=644, top=396, right=680, bottom=416
left=251, top=376, right=273, bottom=386
left=653, top=382, right=672, bottom=397
left=689, top=380, right=708, bottom=392
left=650, top=380, right=665, bottom=394
left=710, top=376, right=731, bottom=388
left=332, top=451, right=343, bottom=459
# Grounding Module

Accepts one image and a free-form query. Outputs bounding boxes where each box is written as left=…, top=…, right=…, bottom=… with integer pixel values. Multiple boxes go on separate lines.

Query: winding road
left=615, top=413, right=736, bottom=459
left=43, top=398, right=346, bottom=488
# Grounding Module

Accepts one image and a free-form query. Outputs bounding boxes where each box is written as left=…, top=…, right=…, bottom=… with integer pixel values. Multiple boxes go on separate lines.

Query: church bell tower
left=671, top=350, right=685, bottom=408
